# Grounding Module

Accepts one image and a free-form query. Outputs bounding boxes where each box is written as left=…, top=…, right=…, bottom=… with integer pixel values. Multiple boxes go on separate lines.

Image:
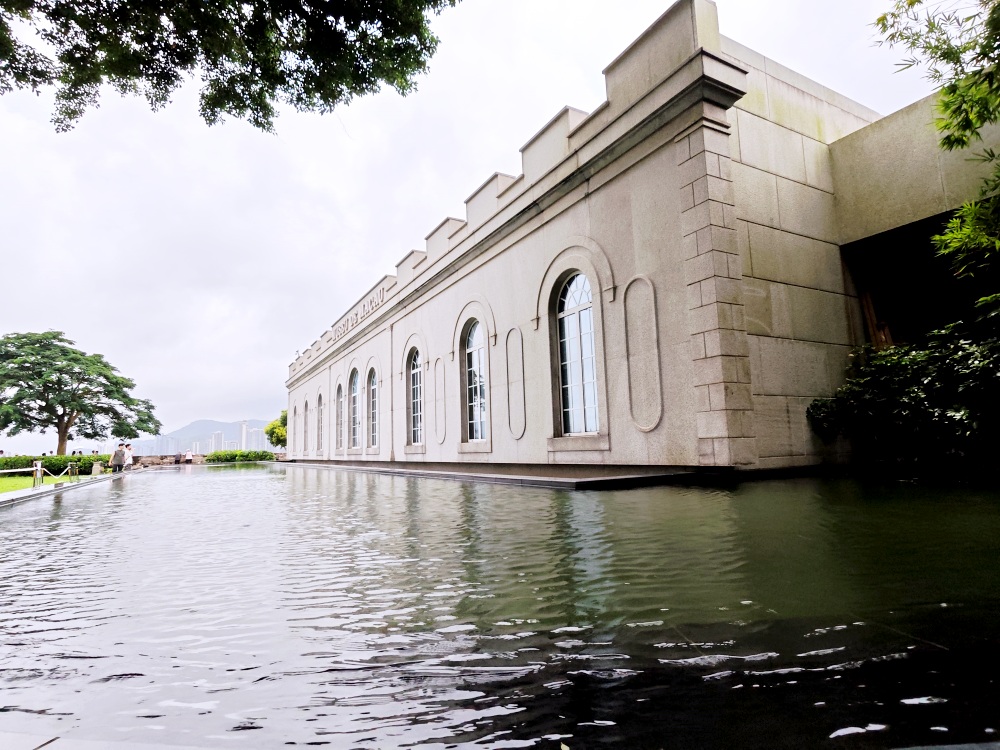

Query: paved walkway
left=285, top=459, right=704, bottom=490
left=0, top=473, right=119, bottom=509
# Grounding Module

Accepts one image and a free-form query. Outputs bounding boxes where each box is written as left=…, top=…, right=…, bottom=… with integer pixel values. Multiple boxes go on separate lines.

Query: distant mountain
left=164, top=419, right=270, bottom=442
left=132, top=419, right=275, bottom=455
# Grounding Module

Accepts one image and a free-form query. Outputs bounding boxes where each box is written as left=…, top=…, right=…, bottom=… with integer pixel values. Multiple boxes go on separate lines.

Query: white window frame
left=409, top=350, right=423, bottom=446
left=316, top=394, right=323, bottom=453
left=464, top=321, right=487, bottom=442
left=557, top=274, right=599, bottom=435
left=336, top=385, right=343, bottom=450
left=302, top=400, right=310, bottom=454
left=368, top=369, right=378, bottom=449
left=349, top=370, right=360, bottom=449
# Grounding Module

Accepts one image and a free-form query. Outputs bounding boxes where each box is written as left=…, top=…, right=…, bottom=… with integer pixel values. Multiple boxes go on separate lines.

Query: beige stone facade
left=285, top=0, right=985, bottom=475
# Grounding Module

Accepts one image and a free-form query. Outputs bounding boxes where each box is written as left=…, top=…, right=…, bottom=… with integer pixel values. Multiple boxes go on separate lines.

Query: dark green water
left=0, top=465, right=998, bottom=748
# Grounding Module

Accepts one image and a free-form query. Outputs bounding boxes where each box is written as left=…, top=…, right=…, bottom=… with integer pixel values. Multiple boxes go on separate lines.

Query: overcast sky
left=0, top=0, right=932, bottom=454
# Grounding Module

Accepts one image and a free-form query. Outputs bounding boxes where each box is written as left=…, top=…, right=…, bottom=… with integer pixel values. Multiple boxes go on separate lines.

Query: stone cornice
left=286, top=48, right=747, bottom=389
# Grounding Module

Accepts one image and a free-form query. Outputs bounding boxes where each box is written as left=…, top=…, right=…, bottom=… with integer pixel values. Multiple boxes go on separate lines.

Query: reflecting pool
left=1, top=465, right=998, bottom=748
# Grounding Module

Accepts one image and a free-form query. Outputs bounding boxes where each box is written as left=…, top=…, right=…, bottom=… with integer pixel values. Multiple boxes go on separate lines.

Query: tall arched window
left=408, top=349, right=423, bottom=445
left=464, top=320, right=487, bottom=441
left=316, top=394, right=324, bottom=453
left=336, top=384, right=343, bottom=450
left=368, top=369, right=378, bottom=448
left=292, top=406, right=298, bottom=455
left=349, top=370, right=360, bottom=448
left=557, top=273, right=598, bottom=434
left=303, top=400, right=310, bottom=454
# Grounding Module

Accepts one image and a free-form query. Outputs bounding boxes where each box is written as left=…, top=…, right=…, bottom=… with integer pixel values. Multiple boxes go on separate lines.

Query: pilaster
left=678, top=122, right=757, bottom=466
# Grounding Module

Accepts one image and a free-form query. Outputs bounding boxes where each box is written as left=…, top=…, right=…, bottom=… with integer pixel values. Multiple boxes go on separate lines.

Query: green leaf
left=0, top=330, right=161, bottom=455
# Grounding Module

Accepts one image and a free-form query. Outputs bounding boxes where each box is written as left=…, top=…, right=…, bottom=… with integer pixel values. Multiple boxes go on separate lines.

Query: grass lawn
left=0, top=474, right=97, bottom=495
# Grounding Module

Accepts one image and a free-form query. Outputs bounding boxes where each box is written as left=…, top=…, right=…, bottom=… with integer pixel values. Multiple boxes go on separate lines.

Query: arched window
left=349, top=370, right=360, bottom=448
left=408, top=349, right=423, bottom=445
left=464, top=320, right=487, bottom=441
left=336, top=384, right=343, bottom=450
left=316, top=394, right=324, bottom=453
left=368, top=369, right=378, bottom=448
left=557, top=273, right=598, bottom=434
left=292, top=406, right=298, bottom=454
left=303, top=400, right=310, bottom=454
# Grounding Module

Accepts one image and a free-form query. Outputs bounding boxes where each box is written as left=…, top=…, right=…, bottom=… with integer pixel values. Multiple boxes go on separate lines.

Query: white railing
left=0, top=461, right=86, bottom=489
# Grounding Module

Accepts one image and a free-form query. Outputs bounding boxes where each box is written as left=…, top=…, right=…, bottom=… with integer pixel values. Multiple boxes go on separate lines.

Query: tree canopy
left=0, top=0, right=456, bottom=132
left=265, top=409, right=287, bottom=449
left=0, top=331, right=161, bottom=455
left=877, top=0, right=1000, bottom=308
left=805, top=2, right=1000, bottom=475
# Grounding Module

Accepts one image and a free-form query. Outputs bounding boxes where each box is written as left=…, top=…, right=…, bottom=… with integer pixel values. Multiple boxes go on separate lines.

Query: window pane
left=557, top=276, right=599, bottom=435
left=465, top=325, right=487, bottom=442
left=410, top=353, right=422, bottom=445
left=369, top=371, right=378, bottom=448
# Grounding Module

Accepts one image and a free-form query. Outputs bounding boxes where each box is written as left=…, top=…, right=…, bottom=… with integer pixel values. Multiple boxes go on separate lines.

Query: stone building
left=285, top=0, right=992, bottom=479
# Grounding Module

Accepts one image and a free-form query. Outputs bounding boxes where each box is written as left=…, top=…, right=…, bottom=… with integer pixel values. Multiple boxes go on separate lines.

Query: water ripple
left=0, top=467, right=998, bottom=747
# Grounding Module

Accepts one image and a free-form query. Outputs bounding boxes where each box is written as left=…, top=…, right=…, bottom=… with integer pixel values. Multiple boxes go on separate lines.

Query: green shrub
left=204, top=450, right=275, bottom=463
left=0, top=455, right=36, bottom=472
left=0, top=454, right=109, bottom=476
left=808, top=321, right=1000, bottom=475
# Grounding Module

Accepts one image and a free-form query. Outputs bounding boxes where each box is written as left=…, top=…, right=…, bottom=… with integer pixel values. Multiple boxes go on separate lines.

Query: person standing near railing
left=110, top=443, right=126, bottom=473
left=124, top=443, right=134, bottom=471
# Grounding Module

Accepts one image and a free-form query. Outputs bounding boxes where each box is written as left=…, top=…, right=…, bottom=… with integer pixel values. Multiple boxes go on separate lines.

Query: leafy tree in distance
left=0, top=0, right=457, bottom=132
left=0, top=331, right=161, bottom=455
left=265, top=410, right=287, bottom=449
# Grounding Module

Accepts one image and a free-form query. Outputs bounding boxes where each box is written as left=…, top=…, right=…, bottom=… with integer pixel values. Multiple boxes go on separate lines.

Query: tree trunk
left=55, top=412, right=78, bottom=456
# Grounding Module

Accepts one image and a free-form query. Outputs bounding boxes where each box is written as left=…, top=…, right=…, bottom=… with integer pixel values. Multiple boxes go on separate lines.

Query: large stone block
left=736, top=220, right=753, bottom=276
left=693, top=174, right=735, bottom=206
left=744, top=280, right=852, bottom=344
left=736, top=109, right=807, bottom=183
left=732, top=162, right=780, bottom=227
left=727, top=107, right=744, bottom=162
left=748, top=335, right=851, bottom=397
left=604, top=0, right=722, bottom=113
left=696, top=224, right=738, bottom=255
left=829, top=95, right=986, bottom=244
left=680, top=200, right=726, bottom=237
left=754, top=395, right=794, bottom=458
left=733, top=66, right=770, bottom=120
left=729, top=436, right=758, bottom=465
left=704, top=328, right=750, bottom=358
left=709, top=381, right=754, bottom=411
left=747, top=223, right=844, bottom=293
left=700, top=276, right=743, bottom=306
left=685, top=250, right=732, bottom=285
left=764, top=73, right=874, bottom=143
left=743, top=278, right=787, bottom=337
left=802, top=137, right=833, bottom=193
left=520, top=107, right=588, bottom=185
left=465, top=173, right=517, bottom=231
left=689, top=126, right=731, bottom=160
left=788, top=396, right=823, bottom=457
left=776, top=177, right=837, bottom=243
left=784, top=285, right=853, bottom=345
left=693, top=354, right=744, bottom=385
left=697, top=409, right=734, bottom=439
